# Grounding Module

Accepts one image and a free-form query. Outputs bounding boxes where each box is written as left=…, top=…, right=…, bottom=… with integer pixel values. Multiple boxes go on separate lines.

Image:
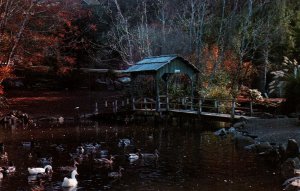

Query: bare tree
left=107, top=0, right=134, bottom=65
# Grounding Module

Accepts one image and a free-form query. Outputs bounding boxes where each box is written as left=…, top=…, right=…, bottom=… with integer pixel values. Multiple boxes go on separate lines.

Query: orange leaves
left=57, top=66, right=71, bottom=76
left=89, top=24, right=97, bottom=31
left=0, top=66, right=15, bottom=86
left=64, top=56, right=76, bottom=65
left=65, top=20, right=72, bottom=28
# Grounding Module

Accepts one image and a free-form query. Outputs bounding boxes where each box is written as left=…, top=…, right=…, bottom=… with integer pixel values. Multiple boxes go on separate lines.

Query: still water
left=0, top=121, right=281, bottom=191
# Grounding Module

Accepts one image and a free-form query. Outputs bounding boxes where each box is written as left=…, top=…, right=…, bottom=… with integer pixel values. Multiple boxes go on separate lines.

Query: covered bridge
left=124, top=55, right=199, bottom=111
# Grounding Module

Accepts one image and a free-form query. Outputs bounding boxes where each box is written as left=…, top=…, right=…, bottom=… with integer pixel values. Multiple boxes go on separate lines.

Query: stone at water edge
left=286, top=139, right=300, bottom=158
left=281, top=157, right=300, bottom=180
left=234, top=134, right=255, bottom=148
left=232, top=121, right=246, bottom=129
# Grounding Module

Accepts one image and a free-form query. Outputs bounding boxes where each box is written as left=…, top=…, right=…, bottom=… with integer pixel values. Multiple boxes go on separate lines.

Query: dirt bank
left=243, top=118, right=300, bottom=145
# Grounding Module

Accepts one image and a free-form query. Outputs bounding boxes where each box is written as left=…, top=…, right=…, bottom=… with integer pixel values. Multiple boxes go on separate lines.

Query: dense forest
left=0, top=0, right=299, bottom=109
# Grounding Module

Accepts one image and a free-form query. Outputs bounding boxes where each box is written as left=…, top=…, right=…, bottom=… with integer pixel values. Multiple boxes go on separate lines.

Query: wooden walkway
left=97, top=96, right=257, bottom=122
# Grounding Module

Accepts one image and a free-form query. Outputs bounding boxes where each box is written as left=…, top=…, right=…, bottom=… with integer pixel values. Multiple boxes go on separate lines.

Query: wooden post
left=155, top=77, right=160, bottom=112
left=231, top=99, right=236, bottom=119
left=182, top=97, right=187, bottom=109
left=95, top=102, right=98, bottom=115
left=112, top=102, right=115, bottom=113
left=157, top=96, right=161, bottom=112
left=115, top=100, right=118, bottom=113
left=215, top=100, right=219, bottom=113
left=144, top=98, right=147, bottom=110
left=250, top=101, right=253, bottom=116
left=198, top=99, right=202, bottom=114
left=132, top=97, right=136, bottom=111
left=190, top=79, right=194, bottom=110
left=166, top=96, right=169, bottom=111
left=105, top=101, right=108, bottom=108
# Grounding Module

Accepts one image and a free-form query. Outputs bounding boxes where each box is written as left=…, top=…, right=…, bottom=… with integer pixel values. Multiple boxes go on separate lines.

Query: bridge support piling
left=250, top=102, right=253, bottom=116
left=231, top=99, right=236, bottom=120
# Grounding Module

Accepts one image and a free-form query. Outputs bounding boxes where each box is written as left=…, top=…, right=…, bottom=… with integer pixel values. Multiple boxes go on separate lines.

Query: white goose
left=28, top=165, right=52, bottom=175
left=127, top=153, right=139, bottom=161
left=62, top=169, right=79, bottom=187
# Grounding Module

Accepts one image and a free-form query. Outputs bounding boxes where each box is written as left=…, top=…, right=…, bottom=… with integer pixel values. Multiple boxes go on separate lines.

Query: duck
left=94, top=155, right=114, bottom=168
left=0, top=152, right=8, bottom=161
left=127, top=149, right=159, bottom=161
left=62, top=169, right=79, bottom=187
left=22, top=141, right=33, bottom=148
left=59, top=160, right=78, bottom=172
left=1, top=161, right=16, bottom=174
left=55, top=144, right=65, bottom=152
left=30, top=178, right=45, bottom=191
left=127, top=153, right=140, bottom=161
left=83, top=143, right=100, bottom=154
left=118, top=139, right=131, bottom=147
left=28, top=165, right=53, bottom=175
left=76, top=146, right=84, bottom=154
left=99, top=150, right=109, bottom=158
left=37, top=157, right=53, bottom=166
left=108, top=166, right=124, bottom=178
left=140, top=149, right=159, bottom=160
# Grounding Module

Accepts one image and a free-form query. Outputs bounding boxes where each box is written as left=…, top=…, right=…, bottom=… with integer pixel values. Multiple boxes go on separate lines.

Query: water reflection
left=0, top=121, right=282, bottom=190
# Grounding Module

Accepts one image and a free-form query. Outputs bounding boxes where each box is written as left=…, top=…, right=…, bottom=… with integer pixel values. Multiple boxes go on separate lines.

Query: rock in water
left=234, top=134, right=255, bottom=148
left=281, top=157, right=300, bottom=180
left=286, top=139, right=299, bottom=158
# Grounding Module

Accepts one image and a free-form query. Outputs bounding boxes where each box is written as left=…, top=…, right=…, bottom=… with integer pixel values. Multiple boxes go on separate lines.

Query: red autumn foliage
left=202, top=44, right=257, bottom=86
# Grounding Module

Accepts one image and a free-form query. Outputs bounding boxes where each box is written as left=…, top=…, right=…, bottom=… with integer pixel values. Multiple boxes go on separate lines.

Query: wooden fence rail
left=99, top=96, right=255, bottom=120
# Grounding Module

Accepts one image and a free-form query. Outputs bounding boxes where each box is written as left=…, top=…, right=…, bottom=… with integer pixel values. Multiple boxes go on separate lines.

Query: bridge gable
left=124, top=55, right=199, bottom=80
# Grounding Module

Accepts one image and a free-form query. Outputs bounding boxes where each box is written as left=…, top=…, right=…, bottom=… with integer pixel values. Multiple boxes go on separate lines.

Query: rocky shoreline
left=215, top=118, right=300, bottom=191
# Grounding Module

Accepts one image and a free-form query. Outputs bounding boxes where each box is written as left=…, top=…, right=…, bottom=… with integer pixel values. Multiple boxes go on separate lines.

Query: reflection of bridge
left=99, top=96, right=256, bottom=122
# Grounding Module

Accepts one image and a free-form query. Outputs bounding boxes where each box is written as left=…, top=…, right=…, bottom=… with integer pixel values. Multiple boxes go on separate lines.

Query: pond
left=0, top=120, right=282, bottom=191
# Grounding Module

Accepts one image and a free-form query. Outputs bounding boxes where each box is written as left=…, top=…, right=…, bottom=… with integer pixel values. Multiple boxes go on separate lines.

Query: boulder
left=255, top=142, right=273, bottom=153
left=232, top=121, right=246, bottom=129
left=234, top=134, right=255, bottom=148
left=244, top=144, right=257, bottom=151
left=258, top=148, right=281, bottom=166
left=214, top=128, right=227, bottom=136
left=286, top=139, right=300, bottom=158
left=281, top=157, right=300, bottom=180
left=243, top=142, right=273, bottom=153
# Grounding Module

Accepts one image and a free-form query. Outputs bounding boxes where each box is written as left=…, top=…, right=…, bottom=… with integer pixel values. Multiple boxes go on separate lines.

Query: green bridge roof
left=124, top=55, right=199, bottom=78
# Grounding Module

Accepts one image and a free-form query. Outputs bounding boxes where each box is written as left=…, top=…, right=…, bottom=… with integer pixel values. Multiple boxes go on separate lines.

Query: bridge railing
left=165, top=96, right=254, bottom=116
left=100, top=96, right=255, bottom=117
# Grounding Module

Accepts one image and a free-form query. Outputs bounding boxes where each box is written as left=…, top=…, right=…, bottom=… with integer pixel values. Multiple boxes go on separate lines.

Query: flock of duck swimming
left=0, top=138, right=159, bottom=189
